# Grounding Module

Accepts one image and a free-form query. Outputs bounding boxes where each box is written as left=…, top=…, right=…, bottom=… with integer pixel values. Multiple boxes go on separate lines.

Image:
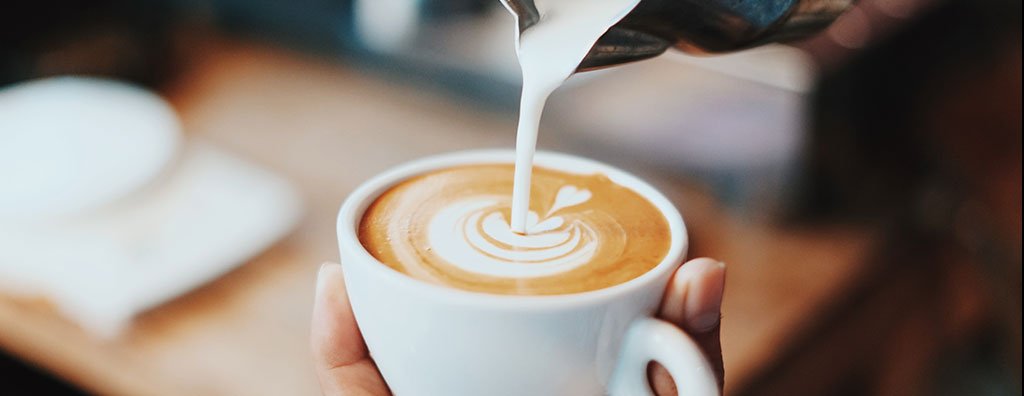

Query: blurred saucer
left=0, top=142, right=303, bottom=337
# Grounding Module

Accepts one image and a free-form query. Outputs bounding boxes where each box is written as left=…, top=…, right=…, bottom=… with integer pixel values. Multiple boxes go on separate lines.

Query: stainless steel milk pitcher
left=502, top=0, right=856, bottom=71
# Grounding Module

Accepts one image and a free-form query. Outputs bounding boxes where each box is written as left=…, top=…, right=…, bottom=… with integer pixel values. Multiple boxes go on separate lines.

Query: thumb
left=656, top=258, right=726, bottom=391
left=311, top=262, right=390, bottom=395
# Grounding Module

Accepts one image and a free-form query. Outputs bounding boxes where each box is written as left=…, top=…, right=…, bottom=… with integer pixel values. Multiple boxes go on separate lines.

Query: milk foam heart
left=427, top=185, right=598, bottom=278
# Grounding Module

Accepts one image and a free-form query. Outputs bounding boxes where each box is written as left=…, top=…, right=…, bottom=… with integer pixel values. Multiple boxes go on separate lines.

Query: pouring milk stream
left=505, top=0, right=641, bottom=234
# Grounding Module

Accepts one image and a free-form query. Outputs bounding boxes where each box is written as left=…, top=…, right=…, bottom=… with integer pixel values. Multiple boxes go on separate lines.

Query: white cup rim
left=337, top=149, right=687, bottom=310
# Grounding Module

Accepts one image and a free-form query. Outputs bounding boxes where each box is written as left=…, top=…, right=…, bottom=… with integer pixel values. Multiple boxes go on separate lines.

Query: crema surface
left=359, top=165, right=670, bottom=295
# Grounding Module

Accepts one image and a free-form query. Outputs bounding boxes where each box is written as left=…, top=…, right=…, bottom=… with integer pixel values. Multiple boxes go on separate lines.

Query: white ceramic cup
left=337, top=150, right=718, bottom=396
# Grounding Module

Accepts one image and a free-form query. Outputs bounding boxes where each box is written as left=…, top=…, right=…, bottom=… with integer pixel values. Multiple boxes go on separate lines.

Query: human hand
left=312, top=258, right=726, bottom=395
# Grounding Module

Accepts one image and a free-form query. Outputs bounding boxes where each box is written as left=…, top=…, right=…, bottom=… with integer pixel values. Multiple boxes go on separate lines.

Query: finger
left=311, top=262, right=391, bottom=395
left=652, top=258, right=726, bottom=394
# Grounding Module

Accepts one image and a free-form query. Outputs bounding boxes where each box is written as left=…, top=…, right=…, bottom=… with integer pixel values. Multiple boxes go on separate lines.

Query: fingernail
left=315, top=262, right=333, bottom=297
left=685, top=260, right=726, bottom=332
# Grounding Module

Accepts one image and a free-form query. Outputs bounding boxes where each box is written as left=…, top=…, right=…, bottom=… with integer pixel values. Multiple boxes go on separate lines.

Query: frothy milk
left=506, top=0, right=641, bottom=233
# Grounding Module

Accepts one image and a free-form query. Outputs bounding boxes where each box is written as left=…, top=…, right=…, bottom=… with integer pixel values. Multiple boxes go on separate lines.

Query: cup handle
left=608, top=317, right=720, bottom=396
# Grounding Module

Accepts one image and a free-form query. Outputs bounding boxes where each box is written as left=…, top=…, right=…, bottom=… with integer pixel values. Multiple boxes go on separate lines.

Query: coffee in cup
left=359, top=163, right=670, bottom=295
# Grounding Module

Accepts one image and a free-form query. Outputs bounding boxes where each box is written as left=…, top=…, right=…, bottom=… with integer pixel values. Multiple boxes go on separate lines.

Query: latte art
left=359, top=165, right=669, bottom=295
left=429, top=185, right=619, bottom=278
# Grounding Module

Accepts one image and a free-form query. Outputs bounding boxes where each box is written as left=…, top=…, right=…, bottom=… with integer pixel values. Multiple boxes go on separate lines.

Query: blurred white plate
left=0, top=77, right=182, bottom=221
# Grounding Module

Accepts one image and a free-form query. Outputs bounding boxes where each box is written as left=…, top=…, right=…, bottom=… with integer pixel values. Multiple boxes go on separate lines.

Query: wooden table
left=0, top=42, right=876, bottom=395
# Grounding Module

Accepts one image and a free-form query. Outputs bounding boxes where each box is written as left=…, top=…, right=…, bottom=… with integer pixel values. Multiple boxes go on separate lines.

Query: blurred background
left=0, top=0, right=1020, bottom=395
